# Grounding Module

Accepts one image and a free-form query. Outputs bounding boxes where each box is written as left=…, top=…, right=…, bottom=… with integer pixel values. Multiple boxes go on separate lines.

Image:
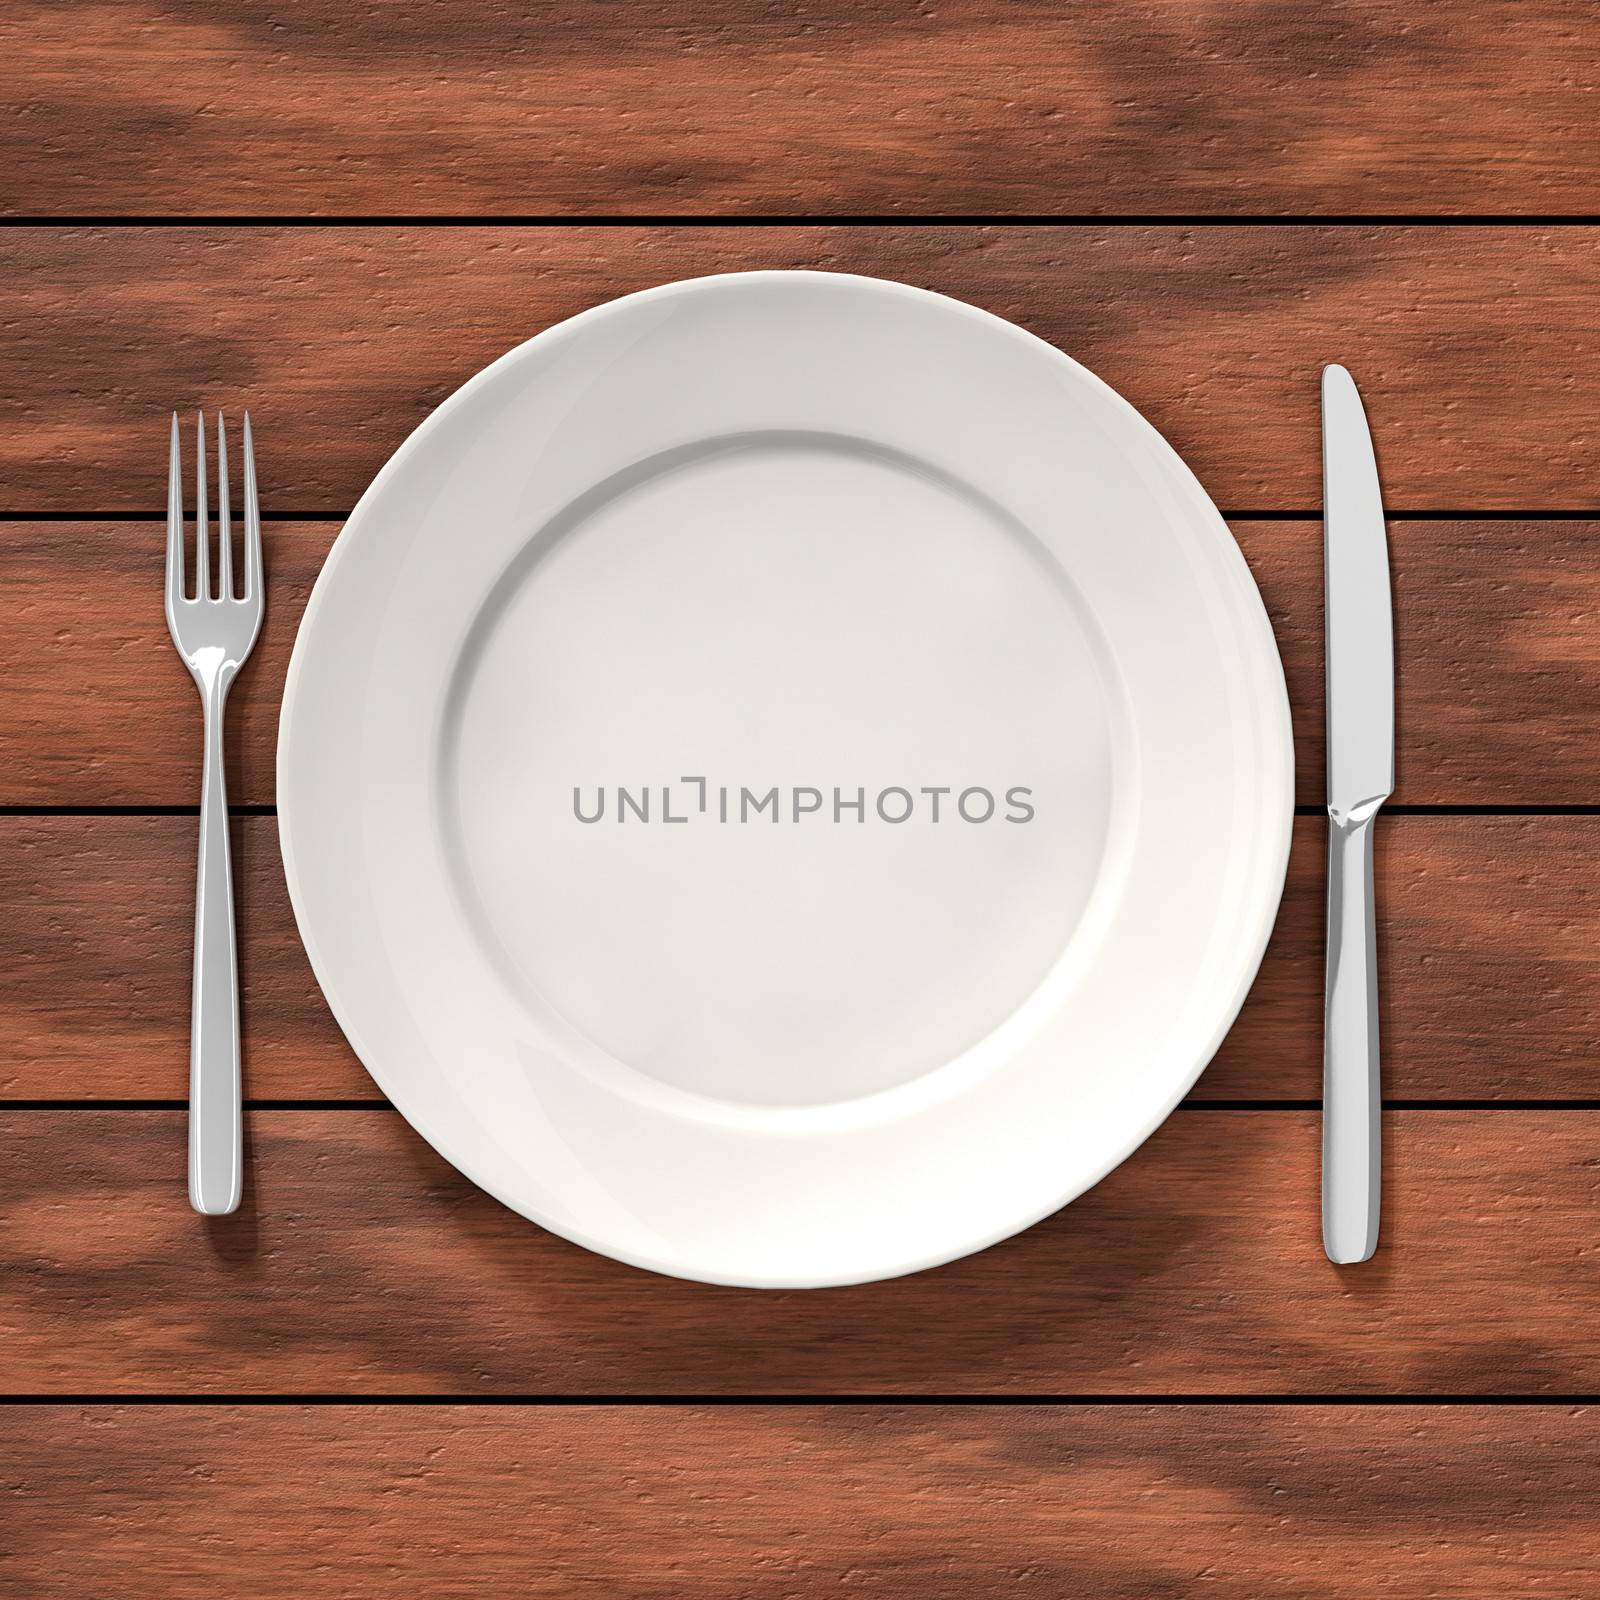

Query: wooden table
left=4, top=5, right=1599, bottom=1595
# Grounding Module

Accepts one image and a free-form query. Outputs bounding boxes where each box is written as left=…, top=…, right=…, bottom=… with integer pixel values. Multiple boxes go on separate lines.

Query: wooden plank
left=0, top=816, right=355, bottom=1100
left=1, top=228, right=1599, bottom=512
left=4, top=2, right=1598, bottom=217
left=5, top=1405, right=1598, bottom=1598
left=3, top=1109, right=1597, bottom=1393
left=3, top=814, right=1598, bottom=1104
left=5, top=518, right=1600, bottom=808
left=0, top=520, right=320, bottom=810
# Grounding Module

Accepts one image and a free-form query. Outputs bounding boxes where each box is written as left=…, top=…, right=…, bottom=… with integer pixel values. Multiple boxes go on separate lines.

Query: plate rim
left=278, top=268, right=1296, bottom=1286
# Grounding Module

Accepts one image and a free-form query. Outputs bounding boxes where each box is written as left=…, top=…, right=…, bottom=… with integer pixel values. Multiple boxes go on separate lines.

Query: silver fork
left=165, top=412, right=264, bottom=1215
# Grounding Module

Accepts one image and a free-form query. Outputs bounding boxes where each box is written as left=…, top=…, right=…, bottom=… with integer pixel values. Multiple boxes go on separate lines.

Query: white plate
left=279, top=271, right=1293, bottom=1287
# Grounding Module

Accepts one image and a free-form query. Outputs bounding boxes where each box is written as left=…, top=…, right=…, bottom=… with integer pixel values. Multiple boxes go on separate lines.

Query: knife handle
left=1323, top=805, right=1382, bottom=1263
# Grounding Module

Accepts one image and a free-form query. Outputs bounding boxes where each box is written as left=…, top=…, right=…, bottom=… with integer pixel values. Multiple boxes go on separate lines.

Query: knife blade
left=1321, top=363, right=1394, bottom=1264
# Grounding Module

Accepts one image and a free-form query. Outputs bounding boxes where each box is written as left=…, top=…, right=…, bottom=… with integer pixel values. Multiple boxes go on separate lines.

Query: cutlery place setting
left=16, top=3, right=1600, bottom=1589
left=166, top=270, right=1394, bottom=1282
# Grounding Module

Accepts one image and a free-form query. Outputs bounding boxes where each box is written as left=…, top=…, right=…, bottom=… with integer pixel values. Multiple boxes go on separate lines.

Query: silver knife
left=1321, top=364, right=1394, bottom=1264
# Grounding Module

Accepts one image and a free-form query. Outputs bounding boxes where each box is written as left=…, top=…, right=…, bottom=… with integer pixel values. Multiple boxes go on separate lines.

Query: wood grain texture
left=2, top=227, right=1600, bottom=512
left=3, top=1109, right=1597, bottom=1394
left=3, top=3, right=1598, bottom=217
left=4, top=815, right=1598, bottom=1103
left=5, top=1404, right=1599, bottom=1599
left=7, top=518, right=1600, bottom=808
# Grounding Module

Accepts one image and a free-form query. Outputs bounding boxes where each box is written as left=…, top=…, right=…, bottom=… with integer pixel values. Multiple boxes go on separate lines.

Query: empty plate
left=279, top=270, right=1293, bottom=1286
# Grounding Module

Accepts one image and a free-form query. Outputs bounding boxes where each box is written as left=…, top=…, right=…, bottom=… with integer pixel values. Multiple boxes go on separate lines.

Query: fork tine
left=242, top=411, right=262, bottom=601
left=165, top=412, right=184, bottom=611
left=194, top=411, right=210, bottom=600
left=216, top=412, right=232, bottom=600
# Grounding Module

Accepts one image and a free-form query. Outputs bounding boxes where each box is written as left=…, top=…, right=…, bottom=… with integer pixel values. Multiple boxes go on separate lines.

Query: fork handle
left=1322, top=806, right=1382, bottom=1263
left=190, top=673, right=242, bottom=1215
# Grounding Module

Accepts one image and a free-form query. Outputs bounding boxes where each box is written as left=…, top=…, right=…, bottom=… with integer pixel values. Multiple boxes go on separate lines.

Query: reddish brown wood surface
left=3, top=814, right=1597, bottom=1104
left=2, top=14, right=1597, bottom=1582
left=6, top=1404, right=1599, bottom=1598
left=5, top=517, right=1600, bottom=808
left=4, top=3, right=1598, bottom=217
left=3, top=1109, right=1596, bottom=1394
left=2, top=228, right=1600, bottom=513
